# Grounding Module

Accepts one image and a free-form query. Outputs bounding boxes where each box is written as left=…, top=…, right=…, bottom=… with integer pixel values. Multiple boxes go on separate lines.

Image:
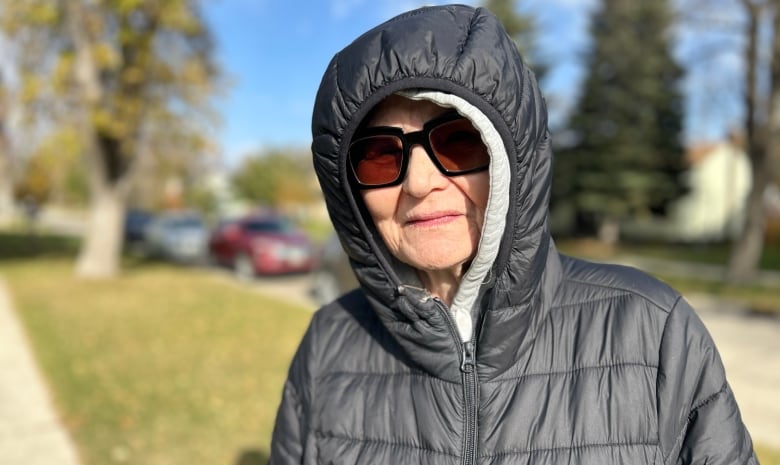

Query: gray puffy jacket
left=270, top=5, right=757, bottom=465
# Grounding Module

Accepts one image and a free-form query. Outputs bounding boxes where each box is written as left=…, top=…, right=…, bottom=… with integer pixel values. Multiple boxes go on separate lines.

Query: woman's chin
left=401, top=246, right=475, bottom=272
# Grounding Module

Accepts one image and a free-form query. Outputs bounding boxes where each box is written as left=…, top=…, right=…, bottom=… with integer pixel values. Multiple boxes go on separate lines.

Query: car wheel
left=233, top=253, right=255, bottom=281
left=311, top=270, right=341, bottom=305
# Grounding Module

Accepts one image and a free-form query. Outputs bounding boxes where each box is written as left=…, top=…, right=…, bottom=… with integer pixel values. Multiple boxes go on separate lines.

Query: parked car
left=309, top=232, right=359, bottom=305
left=123, top=208, right=153, bottom=246
left=143, top=212, right=209, bottom=263
left=208, top=214, right=316, bottom=279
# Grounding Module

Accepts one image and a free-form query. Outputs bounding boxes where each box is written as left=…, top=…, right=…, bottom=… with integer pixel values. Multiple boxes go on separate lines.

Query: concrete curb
left=0, top=278, right=81, bottom=465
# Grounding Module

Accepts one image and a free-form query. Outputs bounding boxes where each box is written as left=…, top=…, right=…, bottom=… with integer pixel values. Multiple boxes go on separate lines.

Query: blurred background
left=0, top=0, right=778, bottom=464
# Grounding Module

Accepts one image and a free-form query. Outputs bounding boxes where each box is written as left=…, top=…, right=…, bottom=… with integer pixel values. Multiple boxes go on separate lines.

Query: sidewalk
left=687, top=293, right=780, bottom=450
left=0, top=277, right=81, bottom=465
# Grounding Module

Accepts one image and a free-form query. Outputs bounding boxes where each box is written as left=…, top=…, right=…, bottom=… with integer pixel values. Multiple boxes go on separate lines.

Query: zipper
left=432, top=297, right=479, bottom=465
left=461, top=340, right=478, bottom=465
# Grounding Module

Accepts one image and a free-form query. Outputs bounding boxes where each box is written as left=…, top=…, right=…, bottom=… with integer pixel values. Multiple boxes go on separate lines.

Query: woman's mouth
left=406, top=212, right=462, bottom=227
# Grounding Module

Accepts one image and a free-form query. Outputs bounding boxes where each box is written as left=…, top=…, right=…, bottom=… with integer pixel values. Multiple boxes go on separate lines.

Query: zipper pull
left=461, top=341, right=475, bottom=373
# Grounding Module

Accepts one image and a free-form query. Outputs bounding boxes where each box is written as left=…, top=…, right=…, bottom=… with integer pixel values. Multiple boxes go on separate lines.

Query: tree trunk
left=728, top=0, right=772, bottom=283
left=598, top=216, right=621, bottom=245
left=0, top=139, right=13, bottom=227
left=0, top=74, right=14, bottom=227
left=75, top=186, right=124, bottom=278
left=728, top=181, right=768, bottom=282
left=67, top=0, right=129, bottom=279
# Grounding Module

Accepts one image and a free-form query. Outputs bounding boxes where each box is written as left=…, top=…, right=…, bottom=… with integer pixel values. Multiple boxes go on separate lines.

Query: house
left=665, top=135, right=752, bottom=242
left=622, top=133, right=753, bottom=243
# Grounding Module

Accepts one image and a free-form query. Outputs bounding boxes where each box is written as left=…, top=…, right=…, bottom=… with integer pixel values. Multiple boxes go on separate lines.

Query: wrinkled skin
left=360, top=95, right=489, bottom=304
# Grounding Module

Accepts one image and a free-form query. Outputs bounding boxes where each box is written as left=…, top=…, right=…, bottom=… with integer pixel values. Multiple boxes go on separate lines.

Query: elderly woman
left=270, top=5, right=756, bottom=465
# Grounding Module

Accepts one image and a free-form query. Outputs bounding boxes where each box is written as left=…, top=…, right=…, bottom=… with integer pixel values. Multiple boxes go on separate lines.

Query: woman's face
left=359, top=95, right=490, bottom=275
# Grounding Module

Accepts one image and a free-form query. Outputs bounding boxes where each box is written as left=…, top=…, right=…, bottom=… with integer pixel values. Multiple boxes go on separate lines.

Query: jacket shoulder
left=306, top=289, right=380, bottom=355
left=306, top=289, right=413, bottom=373
left=557, top=254, right=681, bottom=314
left=312, top=288, right=373, bottom=328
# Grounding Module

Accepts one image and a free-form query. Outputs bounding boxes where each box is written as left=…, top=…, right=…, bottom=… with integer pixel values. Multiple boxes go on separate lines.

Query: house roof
left=685, top=142, right=720, bottom=166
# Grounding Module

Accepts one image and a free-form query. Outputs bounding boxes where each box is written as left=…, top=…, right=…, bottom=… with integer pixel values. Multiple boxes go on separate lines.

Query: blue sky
left=203, top=0, right=745, bottom=168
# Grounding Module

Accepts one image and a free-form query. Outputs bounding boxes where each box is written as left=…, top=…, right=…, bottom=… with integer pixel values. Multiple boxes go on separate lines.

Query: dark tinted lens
left=349, top=135, right=404, bottom=186
left=429, top=119, right=489, bottom=172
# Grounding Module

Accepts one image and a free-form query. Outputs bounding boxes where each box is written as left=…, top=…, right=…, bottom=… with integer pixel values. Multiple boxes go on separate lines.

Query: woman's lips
left=406, top=211, right=462, bottom=227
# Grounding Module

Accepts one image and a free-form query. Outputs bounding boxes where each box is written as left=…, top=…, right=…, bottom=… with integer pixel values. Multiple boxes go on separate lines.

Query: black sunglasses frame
left=348, top=111, right=490, bottom=189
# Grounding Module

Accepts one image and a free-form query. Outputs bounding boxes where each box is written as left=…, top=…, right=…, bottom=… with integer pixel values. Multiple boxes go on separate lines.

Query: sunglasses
left=348, top=111, right=490, bottom=188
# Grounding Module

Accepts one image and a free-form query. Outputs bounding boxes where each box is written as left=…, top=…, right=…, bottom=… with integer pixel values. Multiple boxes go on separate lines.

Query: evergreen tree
left=555, top=0, right=687, bottom=240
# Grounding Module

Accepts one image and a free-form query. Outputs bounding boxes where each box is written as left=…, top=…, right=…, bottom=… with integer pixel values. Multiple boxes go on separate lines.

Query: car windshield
left=243, top=219, right=293, bottom=233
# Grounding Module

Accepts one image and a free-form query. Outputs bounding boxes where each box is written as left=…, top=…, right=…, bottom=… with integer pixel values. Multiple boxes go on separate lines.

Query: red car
left=208, top=215, right=316, bottom=279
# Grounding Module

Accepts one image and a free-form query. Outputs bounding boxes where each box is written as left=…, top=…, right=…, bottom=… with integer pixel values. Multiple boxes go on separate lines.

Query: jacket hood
left=311, top=4, right=561, bottom=380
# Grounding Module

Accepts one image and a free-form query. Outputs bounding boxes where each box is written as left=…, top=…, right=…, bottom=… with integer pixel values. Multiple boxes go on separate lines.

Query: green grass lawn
left=1, top=259, right=312, bottom=465
left=758, top=444, right=780, bottom=465
left=556, top=238, right=780, bottom=270
left=2, top=247, right=779, bottom=464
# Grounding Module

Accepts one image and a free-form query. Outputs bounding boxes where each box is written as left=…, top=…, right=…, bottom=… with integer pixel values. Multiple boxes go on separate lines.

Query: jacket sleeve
left=269, top=319, right=317, bottom=465
left=657, top=296, right=758, bottom=465
left=269, top=379, right=306, bottom=465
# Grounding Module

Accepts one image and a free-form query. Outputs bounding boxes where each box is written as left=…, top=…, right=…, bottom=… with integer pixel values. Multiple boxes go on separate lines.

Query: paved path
left=687, top=293, right=780, bottom=450
left=0, top=278, right=81, bottom=465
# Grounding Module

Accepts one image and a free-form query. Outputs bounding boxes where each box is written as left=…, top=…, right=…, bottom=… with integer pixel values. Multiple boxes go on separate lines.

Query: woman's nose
left=402, top=144, right=448, bottom=197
